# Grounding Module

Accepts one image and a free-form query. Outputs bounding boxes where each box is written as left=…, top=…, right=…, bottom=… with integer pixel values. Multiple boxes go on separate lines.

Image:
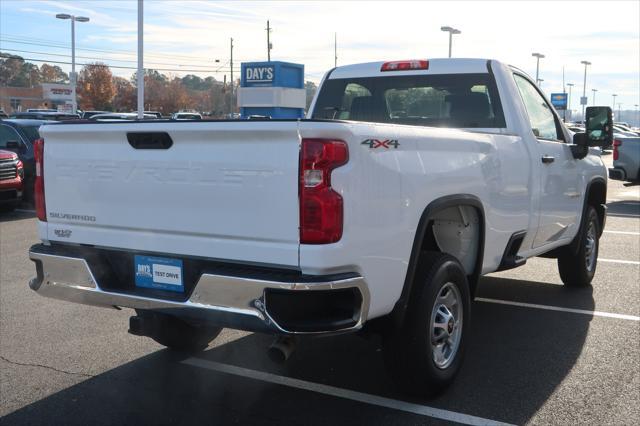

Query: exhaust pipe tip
left=268, top=336, right=296, bottom=363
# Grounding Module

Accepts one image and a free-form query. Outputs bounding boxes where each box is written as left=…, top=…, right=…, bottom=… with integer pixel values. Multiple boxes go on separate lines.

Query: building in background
left=0, top=83, right=73, bottom=113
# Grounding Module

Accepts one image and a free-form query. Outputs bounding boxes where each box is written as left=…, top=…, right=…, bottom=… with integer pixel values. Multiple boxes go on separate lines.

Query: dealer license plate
left=134, top=255, right=184, bottom=293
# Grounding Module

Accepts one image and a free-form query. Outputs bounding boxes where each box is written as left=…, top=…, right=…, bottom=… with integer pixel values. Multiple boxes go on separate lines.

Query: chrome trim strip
left=29, top=251, right=369, bottom=335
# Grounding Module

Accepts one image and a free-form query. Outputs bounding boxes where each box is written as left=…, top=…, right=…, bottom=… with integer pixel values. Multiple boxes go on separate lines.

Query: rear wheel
left=383, top=252, right=470, bottom=397
left=558, top=205, right=600, bottom=287
left=135, top=310, right=222, bottom=352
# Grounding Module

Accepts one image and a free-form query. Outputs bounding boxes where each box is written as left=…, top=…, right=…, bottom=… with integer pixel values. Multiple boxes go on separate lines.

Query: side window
left=513, top=74, right=561, bottom=141
left=0, top=125, right=22, bottom=149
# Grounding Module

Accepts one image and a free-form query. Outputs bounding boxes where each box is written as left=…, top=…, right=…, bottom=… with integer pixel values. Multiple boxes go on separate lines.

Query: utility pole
left=334, top=32, right=337, bottom=68
left=266, top=20, right=272, bottom=61
left=230, top=37, right=234, bottom=115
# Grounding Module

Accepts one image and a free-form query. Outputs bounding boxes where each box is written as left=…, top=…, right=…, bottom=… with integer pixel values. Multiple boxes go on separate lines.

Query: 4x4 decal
left=361, top=139, right=400, bottom=149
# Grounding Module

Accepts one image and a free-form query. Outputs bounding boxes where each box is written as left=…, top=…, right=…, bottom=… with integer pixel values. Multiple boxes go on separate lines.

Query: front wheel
left=557, top=205, right=600, bottom=287
left=383, top=252, right=470, bottom=397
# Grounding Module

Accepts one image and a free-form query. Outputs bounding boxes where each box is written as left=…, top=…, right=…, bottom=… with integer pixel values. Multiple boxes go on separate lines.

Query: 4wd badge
left=361, top=139, right=400, bottom=149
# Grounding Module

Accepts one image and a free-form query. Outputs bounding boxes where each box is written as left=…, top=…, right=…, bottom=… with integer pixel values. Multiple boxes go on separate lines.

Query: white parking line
left=598, top=258, right=640, bottom=265
left=475, top=297, right=640, bottom=321
left=182, top=358, right=514, bottom=426
left=603, top=230, right=640, bottom=235
left=608, top=213, right=640, bottom=217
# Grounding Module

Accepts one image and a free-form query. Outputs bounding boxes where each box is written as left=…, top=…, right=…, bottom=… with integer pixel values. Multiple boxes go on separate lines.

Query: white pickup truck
left=29, top=58, right=612, bottom=395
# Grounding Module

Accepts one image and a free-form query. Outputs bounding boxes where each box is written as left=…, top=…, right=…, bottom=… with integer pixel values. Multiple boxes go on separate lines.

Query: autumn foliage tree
left=77, top=62, right=115, bottom=110
left=111, top=76, right=136, bottom=112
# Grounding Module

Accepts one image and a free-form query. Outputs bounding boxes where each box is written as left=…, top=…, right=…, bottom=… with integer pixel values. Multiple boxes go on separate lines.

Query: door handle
left=541, top=155, right=555, bottom=164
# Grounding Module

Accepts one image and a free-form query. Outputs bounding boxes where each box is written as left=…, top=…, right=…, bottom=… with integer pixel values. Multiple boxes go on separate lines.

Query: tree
left=77, top=63, right=115, bottom=110
left=0, top=53, right=40, bottom=87
left=305, top=80, right=317, bottom=110
left=112, top=76, right=136, bottom=111
left=40, top=64, right=69, bottom=83
left=163, top=77, right=191, bottom=113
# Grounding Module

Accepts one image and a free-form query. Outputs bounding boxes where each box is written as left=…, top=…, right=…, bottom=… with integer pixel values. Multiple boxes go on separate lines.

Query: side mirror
left=585, top=106, right=613, bottom=147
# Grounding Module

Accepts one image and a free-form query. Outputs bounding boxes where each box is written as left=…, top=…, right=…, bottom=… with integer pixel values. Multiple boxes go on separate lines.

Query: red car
left=0, top=150, right=24, bottom=212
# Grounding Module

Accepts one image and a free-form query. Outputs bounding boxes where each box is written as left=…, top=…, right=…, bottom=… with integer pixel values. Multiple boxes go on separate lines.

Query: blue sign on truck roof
left=241, top=61, right=304, bottom=88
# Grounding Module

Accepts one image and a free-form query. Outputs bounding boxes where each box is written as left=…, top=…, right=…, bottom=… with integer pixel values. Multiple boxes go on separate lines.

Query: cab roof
left=329, top=58, right=495, bottom=79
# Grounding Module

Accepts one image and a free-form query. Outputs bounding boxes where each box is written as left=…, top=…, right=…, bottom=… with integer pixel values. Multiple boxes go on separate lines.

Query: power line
left=1, top=34, right=256, bottom=63
left=5, top=56, right=236, bottom=73
left=0, top=47, right=225, bottom=69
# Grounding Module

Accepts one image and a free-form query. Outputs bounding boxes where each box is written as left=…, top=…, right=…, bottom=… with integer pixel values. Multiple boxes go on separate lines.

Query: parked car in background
left=81, top=111, right=109, bottom=119
left=11, top=112, right=80, bottom=121
left=0, top=119, right=52, bottom=202
left=145, top=111, right=163, bottom=118
left=609, top=136, right=640, bottom=182
left=0, top=149, right=24, bottom=211
left=90, top=112, right=158, bottom=121
left=613, top=123, right=640, bottom=136
left=171, top=112, right=202, bottom=120
left=26, top=109, right=57, bottom=113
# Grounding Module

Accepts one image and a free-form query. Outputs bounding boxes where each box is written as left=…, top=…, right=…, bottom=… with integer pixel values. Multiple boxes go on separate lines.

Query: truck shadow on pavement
left=1, top=277, right=594, bottom=426
left=0, top=209, right=35, bottom=223
left=606, top=200, right=640, bottom=218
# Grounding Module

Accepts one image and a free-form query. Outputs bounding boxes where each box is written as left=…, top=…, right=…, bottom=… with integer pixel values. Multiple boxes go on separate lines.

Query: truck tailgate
left=39, top=121, right=301, bottom=267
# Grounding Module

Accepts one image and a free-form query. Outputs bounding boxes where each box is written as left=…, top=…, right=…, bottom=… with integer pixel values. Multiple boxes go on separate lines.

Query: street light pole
left=566, top=83, right=574, bottom=121
left=612, top=94, right=617, bottom=110
left=137, top=0, right=143, bottom=119
left=440, top=26, right=461, bottom=58
left=591, top=88, right=598, bottom=105
left=617, top=103, right=622, bottom=121
left=532, top=53, right=545, bottom=84
left=56, top=13, right=90, bottom=115
left=580, top=60, right=591, bottom=122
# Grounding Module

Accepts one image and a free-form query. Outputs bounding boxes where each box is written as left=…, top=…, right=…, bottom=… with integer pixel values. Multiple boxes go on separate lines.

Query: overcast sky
left=1, top=0, right=639, bottom=111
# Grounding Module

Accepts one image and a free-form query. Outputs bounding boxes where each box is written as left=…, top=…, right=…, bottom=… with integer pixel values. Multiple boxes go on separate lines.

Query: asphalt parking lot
left=1, top=154, right=638, bottom=426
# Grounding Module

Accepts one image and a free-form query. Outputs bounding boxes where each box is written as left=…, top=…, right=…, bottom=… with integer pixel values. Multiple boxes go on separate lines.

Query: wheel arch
left=389, top=194, right=485, bottom=328
left=586, top=177, right=607, bottom=237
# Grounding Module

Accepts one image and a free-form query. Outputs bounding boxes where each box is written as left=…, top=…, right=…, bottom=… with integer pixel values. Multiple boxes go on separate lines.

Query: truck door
left=513, top=74, right=581, bottom=248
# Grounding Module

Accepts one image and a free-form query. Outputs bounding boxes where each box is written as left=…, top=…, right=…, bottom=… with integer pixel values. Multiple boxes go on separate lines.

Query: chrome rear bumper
left=29, top=246, right=369, bottom=335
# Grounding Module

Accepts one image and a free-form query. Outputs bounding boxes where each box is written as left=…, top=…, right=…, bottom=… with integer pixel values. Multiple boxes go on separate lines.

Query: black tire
left=558, top=205, right=600, bottom=287
left=136, top=310, right=222, bottom=352
left=383, top=252, right=470, bottom=397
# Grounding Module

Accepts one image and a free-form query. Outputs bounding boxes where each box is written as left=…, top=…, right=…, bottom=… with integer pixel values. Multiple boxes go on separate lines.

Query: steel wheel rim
left=585, top=220, right=597, bottom=272
left=430, top=281, right=463, bottom=369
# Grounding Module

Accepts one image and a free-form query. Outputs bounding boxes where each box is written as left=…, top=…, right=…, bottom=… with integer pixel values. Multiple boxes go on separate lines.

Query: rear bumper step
left=28, top=244, right=369, bottom=335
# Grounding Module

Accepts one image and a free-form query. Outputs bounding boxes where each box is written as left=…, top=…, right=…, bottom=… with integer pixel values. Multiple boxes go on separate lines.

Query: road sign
left=580, top=96, right=588, bottom=106
left=550, top=93, right=568, bottom=110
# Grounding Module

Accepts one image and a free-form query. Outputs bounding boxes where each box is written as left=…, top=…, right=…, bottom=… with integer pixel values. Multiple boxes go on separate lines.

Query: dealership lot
left=1, top=155, right=638, bottom=426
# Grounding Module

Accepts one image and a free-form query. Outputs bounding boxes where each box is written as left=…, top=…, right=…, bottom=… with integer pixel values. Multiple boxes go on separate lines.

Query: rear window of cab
left=312, top=73, right=506, bottom=128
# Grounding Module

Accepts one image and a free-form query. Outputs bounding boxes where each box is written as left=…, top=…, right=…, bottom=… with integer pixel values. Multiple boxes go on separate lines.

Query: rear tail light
left=299, top=138, right=348, bottom=244
left=381, top=60, right=429, bottom=72
left=34, top=138, right=46, bottom=221
left=613, top=139, right=622, bottom=161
